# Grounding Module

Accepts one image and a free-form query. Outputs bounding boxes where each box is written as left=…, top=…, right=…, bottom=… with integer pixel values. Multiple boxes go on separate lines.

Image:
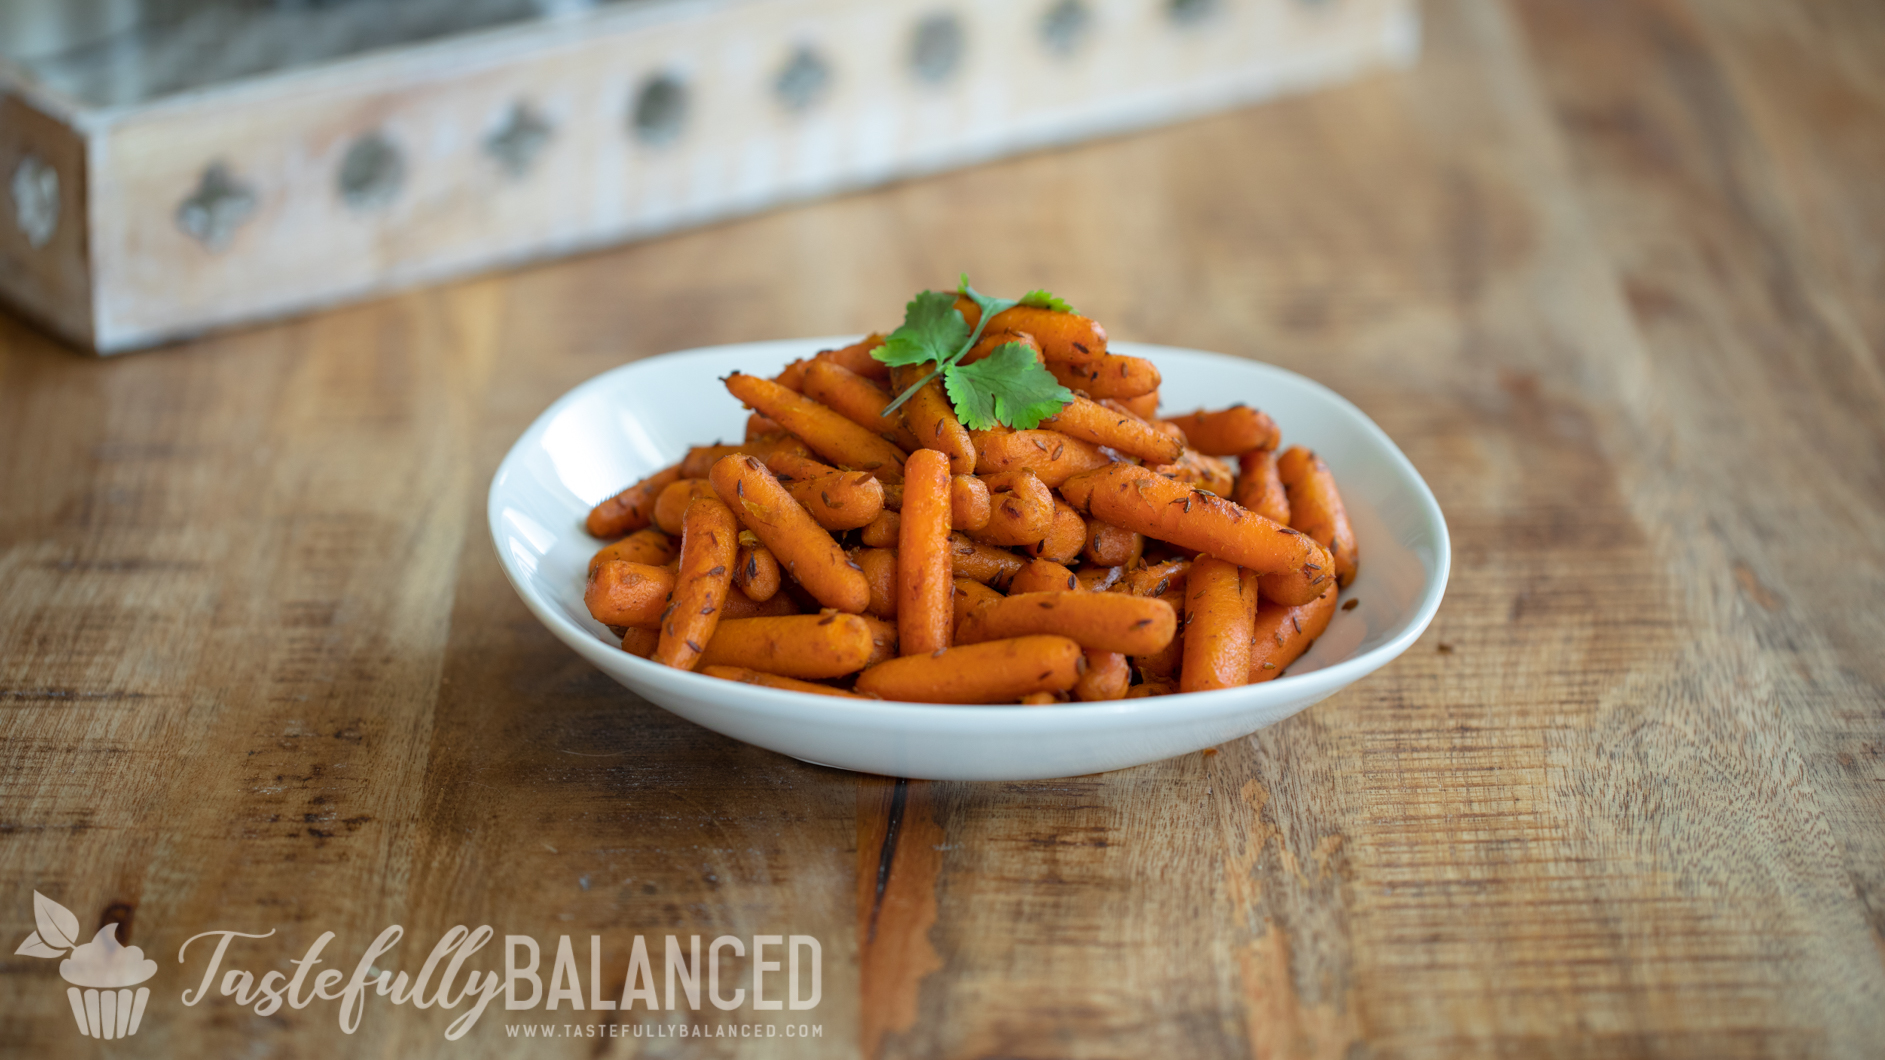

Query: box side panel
left=0, top=91, right=93, bottom=348
left=90, top=0, right=1416, bottom=350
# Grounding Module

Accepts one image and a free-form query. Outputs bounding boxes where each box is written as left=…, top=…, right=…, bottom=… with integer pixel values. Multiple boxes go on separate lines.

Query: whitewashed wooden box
left=0, top=0, right=1417, bottom=352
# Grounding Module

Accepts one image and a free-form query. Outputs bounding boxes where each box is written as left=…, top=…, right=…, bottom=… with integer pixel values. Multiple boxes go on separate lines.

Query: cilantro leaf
left=1018, top=289, right=1074, bottom=313
left=876, top=290, right=968, bottom=368
left=956, top=275, right=1019, bottom=325
left=943, top=343, right=1074, bottom=430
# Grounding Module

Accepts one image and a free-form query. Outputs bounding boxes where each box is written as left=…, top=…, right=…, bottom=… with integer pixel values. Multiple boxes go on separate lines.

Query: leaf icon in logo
left=15, top=931, right=65, bottom=958
left=33, top=891, right=80, bottom=951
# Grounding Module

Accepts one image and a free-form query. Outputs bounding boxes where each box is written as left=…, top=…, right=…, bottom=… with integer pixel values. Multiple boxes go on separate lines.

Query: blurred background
left=1, top=0, right=1415, bottom=351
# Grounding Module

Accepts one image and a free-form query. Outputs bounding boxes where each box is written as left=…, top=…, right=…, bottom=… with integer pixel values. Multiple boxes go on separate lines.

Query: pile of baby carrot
left=582, top=296, right=1356, bottom=704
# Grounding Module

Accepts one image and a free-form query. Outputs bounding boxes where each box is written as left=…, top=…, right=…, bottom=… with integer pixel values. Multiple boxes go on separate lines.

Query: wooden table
left=3, top=1, right=1881, bottom=1056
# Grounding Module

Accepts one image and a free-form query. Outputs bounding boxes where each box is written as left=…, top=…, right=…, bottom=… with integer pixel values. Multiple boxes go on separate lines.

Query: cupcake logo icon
left=15, top=892, right=157, bottom=1039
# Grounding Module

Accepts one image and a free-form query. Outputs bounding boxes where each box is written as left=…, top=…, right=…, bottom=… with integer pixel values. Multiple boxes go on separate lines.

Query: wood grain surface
left=2, top=1, right=1882, bottom=1056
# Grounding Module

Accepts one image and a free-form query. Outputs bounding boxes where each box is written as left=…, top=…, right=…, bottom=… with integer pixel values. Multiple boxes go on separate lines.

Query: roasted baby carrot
left=962, top=329, right=1043, bottom=365
left=817, top=334, right=891, bottom=381
left=854, top=635, right=1085, bottom=703
left=1277, top=446, right=1358, bottom=587
left=1083, top=520, right=1144, bottom=568
left=709, top=454, right=870, bottom=613
left=1040, top=395, right=1184, bottom=464
left=1023, top=499, right=1087, bottom=564
left=1162, top=406, right=1280, bottom=456
left=1232, top=448, right=1290, bottom=525
left=1010, top=557, right=1080, bottom=595
left=949, top=533, right=1026, bottom=588
left=722, top=584, right=800, bottom=620
left=951, top=577, right=1004, bottom=635
left=856, top=612, right=899, bottom=666
left=745, top=413, right=783, bottom=440
left=1074, top=649, right=1130, bottom=701
left=855, top=547, right=898, bottom=618
left=733, top=535, right=781, bottom=602
left=969, top=470, right=1055, bottom=547
left=700, top=665, right=871, bottom=698
left=621, top=626, right=659, bottom=658
left=1063, top=464, right=1334, bottom=603
left=654, top=497, right=740, bottom=670
left=785, top=469, right=885, bottom=532
left=679, top=444, right=744, bottom=479
left=860, top=510, right=900, bottom=548
left=1248, top=586, right=1339, bottom=682
left=955, top=590, right=1177, bottom=655
left=1073, top=564, right=1125, bottom=592
left=587, top=464, right=681, bottom=538
left=585, top=560, right=675, bottom=629
left=1180, top=559, right=1258, bottom=693
left=898, top=449, right=955, bottom=656
left=1148, top=449, right=1235, bottom=496
left=955, top=298, right=1108, bottom=364
left=891, top=363, right=977, bottom=475
left=970, top=428, right=1113, bottom=487
left=802, top=360, right=924, bottom=452
left=724, top=373, right=907, bottom=481
left=1046, top=354, right=1160, bottom=400
left=877, top=474, right=990, bottom=530
left=1117, top=392, right=1160, bottom=420
left=654, top=478, right=722, bottom=535
left=588, top=527, right=674, bottom=576
left=695, top=612, right=878, bottom=678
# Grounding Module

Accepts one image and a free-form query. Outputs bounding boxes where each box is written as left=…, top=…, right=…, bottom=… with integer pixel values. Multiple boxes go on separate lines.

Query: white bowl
left=489, top=339, right=1449, bottom=781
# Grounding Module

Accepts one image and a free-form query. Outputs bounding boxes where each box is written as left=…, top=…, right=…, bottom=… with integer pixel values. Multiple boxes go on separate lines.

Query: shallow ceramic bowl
left=489, top=339, right=1449, bottom=781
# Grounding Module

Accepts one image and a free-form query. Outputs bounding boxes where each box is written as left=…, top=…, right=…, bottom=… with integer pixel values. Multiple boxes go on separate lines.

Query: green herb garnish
left=874, top=275, right=1076, bottom=430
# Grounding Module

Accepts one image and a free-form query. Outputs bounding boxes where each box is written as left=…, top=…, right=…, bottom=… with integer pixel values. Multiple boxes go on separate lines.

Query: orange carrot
left=654, top=497, right=739, bottom=670
left=891, top=363, right=977, bottom=475
left=589, top=527, right=675, bottom=576
left=1179, top=559, right=1257, bottom=692
left=1117, top=392, right=1160, bottom=420
left=695, top=613, right=877, bottom=678
left=1277, top=446, right=1358, bottom=587
left=970, top=428, right=1113, bottom=487
left=951, top=578, right=1004, bottom=636
left=1023, top=499, right=1087, bottom=564
left=700, top=665, right=871, bottom=698
left=723, top=584, right=800, bottom=620
left=709, top=454, right=870, bottom=613
left=1074, top=650, right=1130, bottom=701
left=1011, top=558, right=1079, bottom=595
left=654, top=479, right=721, bottom=535
left=956, top=591, right=1177, bottom=655
left=1148, top=448, right=1235, bottom=496
left=855, top=547, right=898, bottom=618
left=733, top=535, right=781, bottom=602
left=1062, top=464, right=1334, bottom=603
left=587, top=464, right=681, bottom=538
left=785, top=469, right=885, bottom=532
left=968, top=469, right=1055, bottom=547
left=1162, top=406, right=1280, bottom=456
left=1040, top=395, right=1184, bottom=464
left=724, top=372, right=907, bottom=481
left=802, top=360, right=924, bottom=452
left=949, top=533, right=1026, bottom=588
left=1083, top=520, right=1144, bottom=568
left=817, top=334, right=891, bottom=381
left=1073, top=565, right=1125, bottom=592
left=1248, top=587, right=1339, bottom=682
left=854, top=635, right=1085, bottom=703
left=585, top=560, right=675, bottom=629
left=856, top=612, right=899, bottom=667
left=955, top=298, right=1108, bottom=364
left=860, top=510, right=900, bottom=548
left=962, top=329, right=1044, bottom=365
left=1233, top=448, right=1290, bottom=525
left=621, top=626, right=659, bottom=658
left=897, top=449, right=954, bottom=656
left=745, top=414, right=783, bottom=440
left=1046, top=354, right=1160, bottom=400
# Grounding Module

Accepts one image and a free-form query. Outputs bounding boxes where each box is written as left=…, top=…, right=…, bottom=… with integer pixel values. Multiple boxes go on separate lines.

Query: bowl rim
left=489, top=337, right=1450, bottom=722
